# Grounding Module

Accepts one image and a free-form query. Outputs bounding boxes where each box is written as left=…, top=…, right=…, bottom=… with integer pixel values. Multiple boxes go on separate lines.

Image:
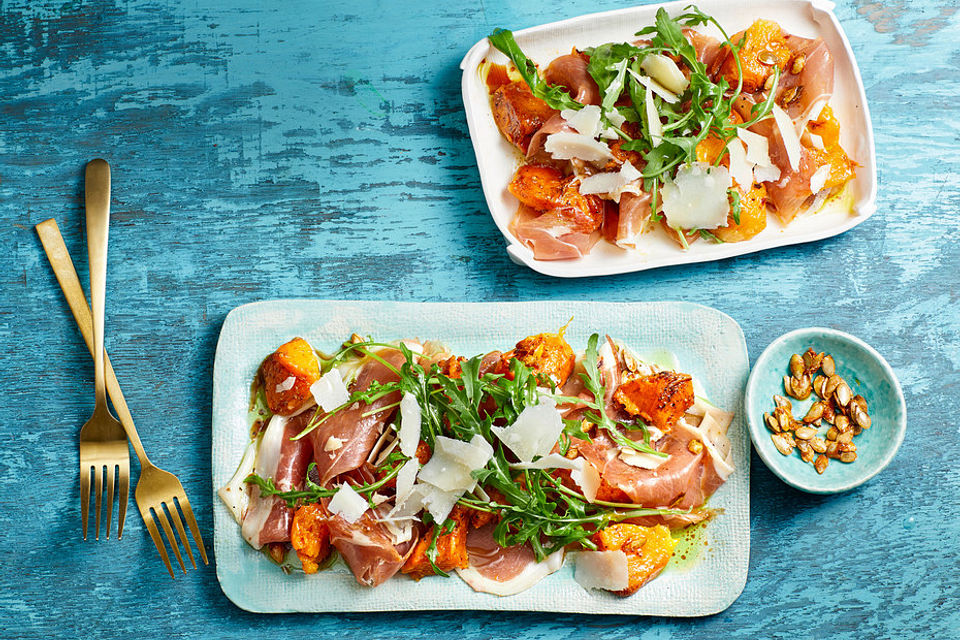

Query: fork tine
left=104, top=465, right=115, bottom=540
left=94, top=465, right=103, bottom=541
left=80, top=463, right=91, bottom=540
left=154, top=504, right=186, bottom=573
left=177, top=495, right=208, bottom=565
left=142, top=508, right=174, bottom=578
left=168, top=500, right=196, bottom=569
left=117, top=463, right=129, bottom=539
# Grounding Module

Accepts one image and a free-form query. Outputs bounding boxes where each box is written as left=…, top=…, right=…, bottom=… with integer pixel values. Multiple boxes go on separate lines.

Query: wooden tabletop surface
left=2, top=0, right=957, bottom=638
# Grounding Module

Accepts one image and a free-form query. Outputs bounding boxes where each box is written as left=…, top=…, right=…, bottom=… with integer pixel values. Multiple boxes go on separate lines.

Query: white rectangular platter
left=460, top=0, right=877, bottom=277
left=213, top=300, right=749, bottom=615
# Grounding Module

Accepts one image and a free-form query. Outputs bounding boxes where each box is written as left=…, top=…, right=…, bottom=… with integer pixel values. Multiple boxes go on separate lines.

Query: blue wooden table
left=2, top=1, right=958, bottom=638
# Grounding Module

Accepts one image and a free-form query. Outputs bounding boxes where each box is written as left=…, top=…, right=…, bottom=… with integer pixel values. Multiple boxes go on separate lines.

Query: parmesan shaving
left=417, top=435, right=493, bottom=493
left=397, top=392, right=421, bottom=457
left=577, top=160, right=642, bottom=203
left=570, top=459, right=601, bottom=503
left=509, top=453, right=582, bottom=470
left=491, top=396, right=564, bottom=463
left=561, top=104, right=603, bottom=138
left=644, top=85, right=663, bottom=147
left=619, top=448, right=670, bottom=470
left=544, top=131, right=615, bottom=162
left=772, top=104, right=802, bottom=171
left=809, top=164, right=831, bottom=194
left=323, top=436, right=344, bottom=452
left=310, top=369, right=350, bottom=412
left=570, top=550, right=630, bottom=591
left=327, top=484, right=368, bottom=524
left=726, top=137, right=753, bottom=188
left=629, top=69, right=678, bottom=103
left=639, top=54, right=689, bottom=94
left=275, top=376, right=296, bottom=394
left=661, top=162, right=732, bottom=230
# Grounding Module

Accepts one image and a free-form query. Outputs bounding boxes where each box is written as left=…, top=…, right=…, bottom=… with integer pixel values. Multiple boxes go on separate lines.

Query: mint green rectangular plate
left=212, top=300, right=749, bottom=615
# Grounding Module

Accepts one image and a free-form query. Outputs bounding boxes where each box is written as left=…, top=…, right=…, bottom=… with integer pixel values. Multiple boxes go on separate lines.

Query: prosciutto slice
left=543, top=52, right=600, bottom=106
left=309, top=349, right=406, bottom=486
left=327, top=506, right=419, bottom=587
left=615, top=191, right=652, bottom=249
left=778, top=36, right=834, bottom=123
left=241, top=412, right=314, bottom=549
left=456, top=523, right=565, bottom=596
left=684, top=28, right=725, bottom=70
left=510, top=205, right=601, bottom=261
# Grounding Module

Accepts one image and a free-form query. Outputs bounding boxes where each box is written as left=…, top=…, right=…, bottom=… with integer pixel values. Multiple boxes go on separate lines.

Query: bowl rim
left=745, top=327, right=906, bottom=494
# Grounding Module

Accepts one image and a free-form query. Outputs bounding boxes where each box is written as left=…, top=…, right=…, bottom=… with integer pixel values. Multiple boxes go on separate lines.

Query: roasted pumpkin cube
left=713, top=182, right=768, bottom=243
left=508, top=164, right=566, bottom=211
left=401, top=506, right=470, bottom=580
left=592, top=524, right=676, bottom=595
left=491, top=81, right=558, bottom=153
left=717, top=19, right=791, bottom=93
left=513, top=331, right=576, bottom=386
left=261, top=337, right=321, bottom=415
left=807, top=104, right=842, bottom=149
left=290, top=502, right=331, bottom=574
left=614, top=371, right=695, bottom=431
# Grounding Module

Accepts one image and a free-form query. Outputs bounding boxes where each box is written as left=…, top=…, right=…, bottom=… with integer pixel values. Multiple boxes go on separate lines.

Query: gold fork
left=37, top=182, right=209, bottom=578
left=77, top=159, right=130, bottom=541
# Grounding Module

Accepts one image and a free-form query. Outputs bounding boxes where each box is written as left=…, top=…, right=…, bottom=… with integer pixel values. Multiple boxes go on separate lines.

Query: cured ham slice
left=456, top=523, right=564, bottom=596
left=309, top=349, right=407, bottom=486
left=543, top=52, right=600, bottom=105
left=511, top=205, right=601, bottom=260
left=683, top=28, right=724, bottom=70
left=241, top=412, right=314, bottom=548
left=615, top=191, right=652, bottom=249
left=326, top=506, right=419, bottom=587
left=778, top=35, right=834, bottom=123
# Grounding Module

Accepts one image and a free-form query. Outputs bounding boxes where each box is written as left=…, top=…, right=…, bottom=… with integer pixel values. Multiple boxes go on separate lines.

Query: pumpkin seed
left=813, top=375, right=827, bottom=398
left=797, top=440, right=815, bottom=463
left=826, top=441, right=840, bottom=458
left=826, top=427, right=838, bottom=441
left=821, top=355, right=836, bottom=376
left=834, top=414, right=851, bottom=433
left=810, top=437, right=827, bottom=453
left=791, top=374, right=812, bottom=400
left=773, top=394, right=792, bottom=410
left=802, top=348, right=823, bottom=374
left=824, top=375, right=842, bottom=398
left=771, top=434, right=794, bottom=456
left=775, top=406, right=792, bottom=431
left=852, top=405, right=872, bottom=430
left=840, top=451, right=857, bottom=463
left=851, top=395, right=868, bottom=413
left=794, top=426, right=816, bottom=440
left=764, top=74, right=776, bottom=91
left=803, top=401, right=825, bottom=423
left=759, top=50, right=779, bottom=65
left=790, top=354, right=804, bottom=378
left=822, top=403, right=836, bottom=424
left=835, top=382, right=852, bottom=407
left=764, top=412, right=780, bottom=433
left=814, top=454, right=828, bottom=474
left=837, top=442, right=857, bottom=453
left=837, top=430, right=854, bottom=444
left=791, top=54, right=806, bottom=75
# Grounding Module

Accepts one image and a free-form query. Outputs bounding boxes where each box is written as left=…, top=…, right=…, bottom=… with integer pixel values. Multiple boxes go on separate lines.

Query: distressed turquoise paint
left=0, top=0, right=957, bottom=638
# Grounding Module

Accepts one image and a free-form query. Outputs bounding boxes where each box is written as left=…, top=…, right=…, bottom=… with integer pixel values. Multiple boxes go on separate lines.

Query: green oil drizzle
left=666, top=522, right=710, bottom=572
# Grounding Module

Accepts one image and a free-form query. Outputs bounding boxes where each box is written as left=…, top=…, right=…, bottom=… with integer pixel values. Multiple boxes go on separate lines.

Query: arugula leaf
left=488, top=29, right=583, bottom=112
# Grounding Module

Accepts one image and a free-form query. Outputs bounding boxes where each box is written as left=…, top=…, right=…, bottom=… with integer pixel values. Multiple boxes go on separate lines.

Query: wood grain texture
left=1, top=0, right=957, bottom=638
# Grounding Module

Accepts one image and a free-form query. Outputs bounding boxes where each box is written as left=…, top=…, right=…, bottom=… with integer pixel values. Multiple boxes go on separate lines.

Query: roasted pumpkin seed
left=825, top=427, right=838, bottom=441
left=773, top=394, right=792, bottom=410
left=803, top=401, right=825, bottom=423
left=835, top=382, right=852, bottom=407
left=765, top=412, right=780, bottom=433
left=794, top=426, right=817, bottom=440
left=802, top=348, right=823, bottom=374
left=840, top=451, right=857, bottom=463
left=821, top=355, right=836, bottom=376
left=790, top=353, right=804, bottom=378
left=813, top=374, right=827, bottom=398
left=810, top=437, right=827, bottom=453
left=824, top=375, right=842, bottom=398
left=771, top=434, right=794, bottom=456
left=759, top=50, right=779, bottom=65
left=814, top=454, right=828, bottom=474
left=835, top=414, right=851, bottom=433
left=791, top=54, right=806, bottom=75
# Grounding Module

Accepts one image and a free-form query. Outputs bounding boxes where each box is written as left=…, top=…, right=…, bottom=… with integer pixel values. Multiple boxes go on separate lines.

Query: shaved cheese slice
left=639, top=54, right=689, bottom=94
left=491, top=396, right=564, bottom=463
left=388, top=485, right=426, bottom=519
left=772, top=104, right=801, bottom=171
left=457, top=549, right=565, bottom=596
left=727, top=137, right=753, bottom=188
left=737, top=128, right=772, bottom=167
left=753, top=163, right=782, bottom=183
left=418, top=435, right=492, bottom=493
left=570, top=459, right=601, bottom=503
left=577, top=160, right=642, bottom=203
left=629, top=69, right=678, bottom=103
left=569, top=550, right=630, bottom=591
left=806, top=132, right=825, bottom=151
left=395, top=458, right=419, bottom=500
left=661, top=162, right=732, bottom=230
left=327, top=484, right=369, bottom=524
left=544, top=131, right=614, bottom=162
left=420, top=485, right=463, bottom=526
left=310, top=369, right=350, bottom=412
left=510, top=453, right=582, bottom=471
left=645, top=85, right=663, bottom=147
left=606, top=108, right=627, bottom=128
left=619, top=448, right=670, bottom=470
left=397, top=392, right=421, bottom=457
left=809, top=164, right=831, bottom=194
left=217, top=438, right=259, bottom=524
left=324, top=436, right=344, bottom=452
left=382, top=518, right=414, bottom=546
left=275, top=376, right=296, bottom=393
left=561, top=104, right=603, bottom=138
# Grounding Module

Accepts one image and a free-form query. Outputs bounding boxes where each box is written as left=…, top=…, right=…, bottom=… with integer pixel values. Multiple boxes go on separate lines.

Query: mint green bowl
left=745, top=328, right=906, bottom=493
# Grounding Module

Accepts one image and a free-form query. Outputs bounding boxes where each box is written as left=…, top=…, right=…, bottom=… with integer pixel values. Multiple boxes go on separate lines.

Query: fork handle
left=36, top=218, right=152, bottom=466
left=86, top=159, right=111, bottom=413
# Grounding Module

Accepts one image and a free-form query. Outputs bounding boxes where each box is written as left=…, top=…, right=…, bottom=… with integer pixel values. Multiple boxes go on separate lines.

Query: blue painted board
left=1, top=0, right=958, bottom=638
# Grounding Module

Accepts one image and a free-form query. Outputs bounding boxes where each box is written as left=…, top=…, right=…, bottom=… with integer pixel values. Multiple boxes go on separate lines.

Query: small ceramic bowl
left=745, top=327, right=906, bottom=493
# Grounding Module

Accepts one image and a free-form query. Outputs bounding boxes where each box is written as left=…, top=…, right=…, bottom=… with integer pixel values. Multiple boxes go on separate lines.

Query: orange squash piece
left=508, top=164, right=566, bottom=211
left=714, top=183, right=768, bottom=243
left=290, top=503, right=331, bottom=574
left=261, top=337, right=321, bottom=415
left=401, top=506, right=470, bottom=580
left=614, top=371, right=694, bottom=431
left=717, top=19, right=791, bottom=93
left=491, top=81, right=558, bottom=153
left=592, top=524, right=677, bottom=595
left=512, top=330, right=576, bottom=386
